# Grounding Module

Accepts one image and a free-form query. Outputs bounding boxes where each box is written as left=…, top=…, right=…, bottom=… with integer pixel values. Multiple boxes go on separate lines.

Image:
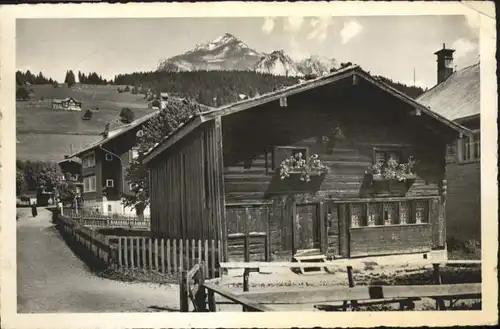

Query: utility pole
left=413, top=67, right=416, bottom=87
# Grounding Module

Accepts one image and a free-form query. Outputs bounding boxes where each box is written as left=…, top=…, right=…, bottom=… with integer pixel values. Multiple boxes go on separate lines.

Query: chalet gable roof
left=416, top=63, right=480, bottom=122
left=68, top=109, right=160, bottom=158
left=143, top=65, right=472, bottom=165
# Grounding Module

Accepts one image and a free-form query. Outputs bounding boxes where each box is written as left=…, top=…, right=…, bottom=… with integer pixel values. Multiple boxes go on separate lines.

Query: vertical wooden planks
left=214, top=116, right=227, bottom=262
left=142, top=237, right=147, bottom=271
left=167, top=239, right=171, bottom=273
left=338, top=203, right=349, bottom=258
left=210, top=239, right=215, bottom=278
left=192, top=239, right=196, bottom=267
left=173, top=239, right=178, bottom=274
left=198, top=239, right=202, bottom=266
left=204, top=240, right=209, bottom=277
left=319, top=202, right=326, bottom=253
left=149, top=238, right=153, bottom=270
left=161, top=238, right=165, bottom=273
left=124, top=238, right=129, bottom=268
left=179, top=239, right=184, bottom=271
left=153, top=238, right=158, bottom=271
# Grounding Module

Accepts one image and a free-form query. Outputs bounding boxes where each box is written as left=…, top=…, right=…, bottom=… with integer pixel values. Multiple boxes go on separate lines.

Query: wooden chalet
left=417, top=44, right=481, bottom=242
left=143, top=65, right=471, bottom=263
left=68, top=112, right=159, bottom=216
left=52, top=97, right=82, bottom=111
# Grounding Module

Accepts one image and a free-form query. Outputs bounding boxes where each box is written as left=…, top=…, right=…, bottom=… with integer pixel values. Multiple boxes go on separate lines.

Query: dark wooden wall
left=222, top=88, right=446, bottom=204
left=221, top=80, right=449, bottom=259
left=444, top=117, right=481, bottom=242
left=149, top=120, right=226, bottom=259
left=81, top=149, right=102, bottom=201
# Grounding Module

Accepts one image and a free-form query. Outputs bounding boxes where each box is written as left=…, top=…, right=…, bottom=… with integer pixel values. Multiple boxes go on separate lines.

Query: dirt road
left=16, top=207, right=179, bottom=313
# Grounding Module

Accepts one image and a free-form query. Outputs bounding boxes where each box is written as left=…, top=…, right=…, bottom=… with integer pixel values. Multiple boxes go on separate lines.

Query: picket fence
left=110, top=236, right=222, bottom=277
left=56, top=213, right=221, bottom=278
left=63, top=209, right=150, bottom=229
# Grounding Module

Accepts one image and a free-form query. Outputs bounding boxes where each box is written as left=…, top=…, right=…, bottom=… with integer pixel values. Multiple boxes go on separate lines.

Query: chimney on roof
left=64, top=155, right=69, bottom=159
left=434, top=43, right=455, bottom=84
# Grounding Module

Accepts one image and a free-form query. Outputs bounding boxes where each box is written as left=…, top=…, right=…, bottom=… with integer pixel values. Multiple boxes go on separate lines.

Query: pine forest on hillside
left=113, top=70, right=300, bottom=106
left=113, top=70, right=426, bottom=107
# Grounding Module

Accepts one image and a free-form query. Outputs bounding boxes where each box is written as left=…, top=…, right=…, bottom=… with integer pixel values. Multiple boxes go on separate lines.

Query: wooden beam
left=214, top=116, right=227, bottom=261
left=219, top=259, right=481, bottom=269
left=236, top=283, right=481, bottom=305
left=352, top=74, right=358, bottom=86
left=203, top=283, right=275, bottom=311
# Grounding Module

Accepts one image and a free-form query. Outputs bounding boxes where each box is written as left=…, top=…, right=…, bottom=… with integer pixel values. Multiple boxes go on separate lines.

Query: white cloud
left=451, top=38, right=478, bottom=59
left=340, top=20, right=363, bottom=44
left=284, top=17, right=304, bottom=32
left=262, top=17, right=276, bottom=34
left=307, top=16, right=333, bottom=43
left=288, top=36, right=307, bottom=61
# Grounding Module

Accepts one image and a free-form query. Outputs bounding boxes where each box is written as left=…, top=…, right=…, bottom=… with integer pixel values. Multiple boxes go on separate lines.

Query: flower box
left=370, top=172, right=417, bottom=182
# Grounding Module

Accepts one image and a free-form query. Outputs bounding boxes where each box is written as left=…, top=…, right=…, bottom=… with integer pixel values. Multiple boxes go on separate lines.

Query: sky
left=16, top=15, right=479, bottom=89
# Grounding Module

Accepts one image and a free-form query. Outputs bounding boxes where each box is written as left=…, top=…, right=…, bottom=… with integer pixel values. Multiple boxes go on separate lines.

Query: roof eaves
left=142, top=66, right=360, bottom=163
left=357, top=71, right=473, bottom=137
left=68, top=110, right=161, bottom=158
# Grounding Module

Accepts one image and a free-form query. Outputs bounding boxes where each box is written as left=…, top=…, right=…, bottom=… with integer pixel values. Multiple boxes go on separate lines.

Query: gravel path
left=16, top=208, right=179, bottom=313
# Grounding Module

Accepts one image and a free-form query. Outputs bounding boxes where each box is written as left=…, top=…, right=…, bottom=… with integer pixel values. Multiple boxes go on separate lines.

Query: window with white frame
left=458, top=130, right=480, bottom=162
left=129, top=148, right=139, bottom=163
left=83, top=175, right=96, bottom=192
left=82, top=151, right=96, bottom=168
left=106, top=179, right=114, bottom=188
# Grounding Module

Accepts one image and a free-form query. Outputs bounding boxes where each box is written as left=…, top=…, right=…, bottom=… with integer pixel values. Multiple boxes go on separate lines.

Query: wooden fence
left=57, top=214, right=114, bottom=266
left=180, top=260, right=481, bottom=312
left=62, top=209, right=150, bottom=229
left=110, top=236, right=222, bottom=278
left=56, top=213, right=221, bottom=278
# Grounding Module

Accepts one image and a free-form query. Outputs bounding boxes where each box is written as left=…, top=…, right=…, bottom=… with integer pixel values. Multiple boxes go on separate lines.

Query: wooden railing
left=178, top=260, right=480, bottom=312
left=62, top=209, right=150, bottom=229
left=57, top=214, right=114, bottom=266
left=180, top=261, right=274, bottom=312
left=56, top=214, right=221, bottom=278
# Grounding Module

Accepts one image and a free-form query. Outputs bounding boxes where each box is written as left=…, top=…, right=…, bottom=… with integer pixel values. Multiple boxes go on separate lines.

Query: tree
left=16, top=168, right=25, bottom=195
left=123, top=97, right=204, bottom=211
left=16, top=87, right=30, bottom=100
left=18, top=160, right=64, bottom=194
left=82, top=109, right=93, bottom=120
left=64, top=70, right=76, bottom=87
left=119, top=107, right=135, bottom=124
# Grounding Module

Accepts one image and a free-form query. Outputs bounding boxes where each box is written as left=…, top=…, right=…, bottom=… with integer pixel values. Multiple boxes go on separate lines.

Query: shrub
left=117, top=87, right=123, bottom=93
left=16, top=87, right=30, bottom=100
left=82, top=109, right=93, bottom=120
left=119, top=107, right=134, bottom=124
left=124, top=85, right=130, bottom=92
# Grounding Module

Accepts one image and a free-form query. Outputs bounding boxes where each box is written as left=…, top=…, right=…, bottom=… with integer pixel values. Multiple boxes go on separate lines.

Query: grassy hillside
left=16, top=84, right=156, bottom=161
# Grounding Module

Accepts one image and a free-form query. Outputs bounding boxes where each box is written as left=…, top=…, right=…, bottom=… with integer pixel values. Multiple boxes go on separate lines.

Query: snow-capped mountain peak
left=157, top=33, right=264, bottom=72
left=254, top=50, right=304, bottom=77
left=297, top=55, right=337, bottom=76
left=156, top=33, right=337, bottom=77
